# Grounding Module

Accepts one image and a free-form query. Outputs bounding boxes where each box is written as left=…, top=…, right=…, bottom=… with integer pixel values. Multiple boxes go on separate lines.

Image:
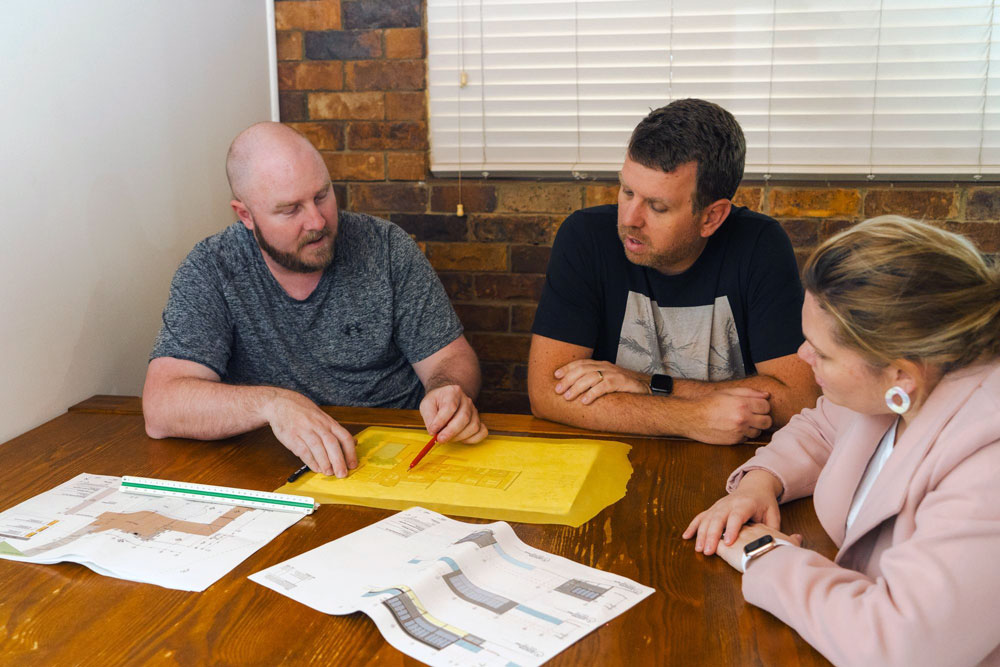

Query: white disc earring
left=884, top=386, right=911, bottom=415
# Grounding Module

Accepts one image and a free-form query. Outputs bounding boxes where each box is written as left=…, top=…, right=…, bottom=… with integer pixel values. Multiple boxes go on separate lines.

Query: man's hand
left=678, top=388, right=773, bottom=444
left=682, top=469, right=784, bottom=555
left=553, top=359, right=651, bottom=403
left=419, top=384, right=488, bottom=444
left=262, top=390, right=358, bottom=478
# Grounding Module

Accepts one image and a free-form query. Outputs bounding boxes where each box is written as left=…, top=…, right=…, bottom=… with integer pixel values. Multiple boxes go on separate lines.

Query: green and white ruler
left=120, top=476, right=317, bottom=515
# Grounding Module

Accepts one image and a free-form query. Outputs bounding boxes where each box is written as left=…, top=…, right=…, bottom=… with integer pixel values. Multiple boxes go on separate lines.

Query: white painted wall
left=0, top=2, right=276, bottom=443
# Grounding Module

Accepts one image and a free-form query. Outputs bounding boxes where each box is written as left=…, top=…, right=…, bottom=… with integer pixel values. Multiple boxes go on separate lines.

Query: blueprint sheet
left=0, top=473, right=304, bottom=591
left=250, top=507, right=654, bottom=667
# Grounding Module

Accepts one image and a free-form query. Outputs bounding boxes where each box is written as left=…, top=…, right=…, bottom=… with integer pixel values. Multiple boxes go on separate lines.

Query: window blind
left=427, top=0, right=1000, bottom=178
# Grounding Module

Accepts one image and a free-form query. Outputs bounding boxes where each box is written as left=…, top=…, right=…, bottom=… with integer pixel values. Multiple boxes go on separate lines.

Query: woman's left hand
left=713, top=523, right=803, bottom=572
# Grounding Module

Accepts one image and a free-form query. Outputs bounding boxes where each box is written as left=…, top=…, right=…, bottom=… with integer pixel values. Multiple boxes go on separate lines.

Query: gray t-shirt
left=150, top=212, right=463, bottom=409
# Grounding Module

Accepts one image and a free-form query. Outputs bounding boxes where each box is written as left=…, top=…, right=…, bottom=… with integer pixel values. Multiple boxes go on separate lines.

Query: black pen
left=286, top=464, right=310, bottom=483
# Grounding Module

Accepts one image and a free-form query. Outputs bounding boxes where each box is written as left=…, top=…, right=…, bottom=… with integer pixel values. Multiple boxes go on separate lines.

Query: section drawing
left=555, top=579, right=612, bottom=601
left=442, top=570, right=518, bottom=613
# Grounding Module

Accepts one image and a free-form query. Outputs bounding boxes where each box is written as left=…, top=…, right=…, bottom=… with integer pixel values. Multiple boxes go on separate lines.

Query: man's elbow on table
left=528, top=388, right=556, bottom=422
left=141, top=393, right=171, bottom=439
left=526, top=360, right=553, bottom=421
left=527, top=334, right=590, bottom=424
left=527, top=368, right=572, bottom=425
left=142, top=360, right=177, bottom=439
left=141, top=357, right=217, bottom=440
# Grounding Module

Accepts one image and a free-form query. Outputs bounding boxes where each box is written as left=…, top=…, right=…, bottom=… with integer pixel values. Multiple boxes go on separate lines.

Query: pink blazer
left=726, top=360, right=1000, bottom=666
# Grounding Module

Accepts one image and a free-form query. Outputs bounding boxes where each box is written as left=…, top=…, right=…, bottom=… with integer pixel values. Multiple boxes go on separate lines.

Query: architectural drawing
left=14, top=506, right=250, bottom=558
left=367, top=586, right=487, bottom=652
left=0, top=473, right=303, bottom=591
left=350, top=439, right=521, bottom=491
left=251, top=507, right=655, bottom=667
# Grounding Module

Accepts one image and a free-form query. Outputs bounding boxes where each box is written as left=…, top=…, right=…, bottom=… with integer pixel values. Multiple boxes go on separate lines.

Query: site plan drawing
left=0, top=473, right=306, bottom=591
left=277, top=427, right=634, bottom=527
left=250, top=506, right=655, bottom=667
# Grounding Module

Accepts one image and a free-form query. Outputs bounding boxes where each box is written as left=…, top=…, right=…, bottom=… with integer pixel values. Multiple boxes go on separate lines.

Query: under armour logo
left=341, top=323, right=363, bottom=337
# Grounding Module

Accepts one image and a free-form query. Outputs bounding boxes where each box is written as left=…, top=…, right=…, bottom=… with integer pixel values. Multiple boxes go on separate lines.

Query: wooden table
left=0, top=396, right=835, bottom=666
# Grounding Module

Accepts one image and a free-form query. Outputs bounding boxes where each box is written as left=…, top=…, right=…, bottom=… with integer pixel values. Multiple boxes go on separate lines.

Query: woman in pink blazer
left=684, top=215, right=1000, bottom=666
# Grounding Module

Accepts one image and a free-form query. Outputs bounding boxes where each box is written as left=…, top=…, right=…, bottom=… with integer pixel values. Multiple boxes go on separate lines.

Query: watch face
left=743, top=535, right=774, bottom=555
left=650, top=374, right=673, bottom=395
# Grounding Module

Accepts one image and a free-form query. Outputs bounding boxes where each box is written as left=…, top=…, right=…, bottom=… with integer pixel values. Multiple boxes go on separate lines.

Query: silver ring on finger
left=597, top=370, right=603, bottom=380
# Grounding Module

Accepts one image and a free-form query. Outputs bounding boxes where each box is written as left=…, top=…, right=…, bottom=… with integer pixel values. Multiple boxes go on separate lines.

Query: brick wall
left=275, top=0, right=1000, bottom=414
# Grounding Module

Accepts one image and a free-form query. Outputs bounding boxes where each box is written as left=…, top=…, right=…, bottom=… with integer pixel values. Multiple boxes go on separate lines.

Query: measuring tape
left=120, top=476, right=317, bottom=514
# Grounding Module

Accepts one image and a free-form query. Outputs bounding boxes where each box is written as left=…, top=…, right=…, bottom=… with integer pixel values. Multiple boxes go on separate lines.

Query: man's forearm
left=531, top=389, right=695, bottom=437
left=424, top=367, right=480, bottom=401
left=530, top=371, right=774, bottom=444
left=419, top=351, right=482, bottom=400
left=534, top=372, right=810, bottom=433
left=143, top=377, right=283, bottom=440
left=527, top=335, right=786, bottom=441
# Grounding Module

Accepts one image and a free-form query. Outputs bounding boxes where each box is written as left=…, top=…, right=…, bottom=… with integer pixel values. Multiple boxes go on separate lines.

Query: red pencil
left=408, top=435, right=438, bottom=470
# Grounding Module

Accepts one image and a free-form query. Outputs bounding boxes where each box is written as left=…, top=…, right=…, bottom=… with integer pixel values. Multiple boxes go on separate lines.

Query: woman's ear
left=887, top=358, right=942, bottom=402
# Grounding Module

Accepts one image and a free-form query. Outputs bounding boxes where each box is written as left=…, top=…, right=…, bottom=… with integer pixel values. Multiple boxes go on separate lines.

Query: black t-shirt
left=532, top=204, right=804, bottom=380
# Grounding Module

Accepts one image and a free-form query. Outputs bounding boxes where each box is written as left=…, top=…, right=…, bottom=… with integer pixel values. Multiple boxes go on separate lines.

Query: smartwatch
left=649, top=373, right=673, bottom=395
left=741, top=534, right=793, bottom=572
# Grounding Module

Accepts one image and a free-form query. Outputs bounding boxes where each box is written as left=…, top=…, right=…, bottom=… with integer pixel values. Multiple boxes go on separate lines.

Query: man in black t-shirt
left=529, top=99, right=820, bottom=444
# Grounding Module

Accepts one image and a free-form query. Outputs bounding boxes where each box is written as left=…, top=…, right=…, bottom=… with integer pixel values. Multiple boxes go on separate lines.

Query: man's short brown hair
left=627, top=98, right=746, bottom=212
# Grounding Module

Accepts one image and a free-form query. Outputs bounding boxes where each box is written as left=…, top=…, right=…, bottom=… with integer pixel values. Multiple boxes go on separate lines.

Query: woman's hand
left=714, top=523, right=802, bottom=572
left=682, top=469, right=784, bottom=555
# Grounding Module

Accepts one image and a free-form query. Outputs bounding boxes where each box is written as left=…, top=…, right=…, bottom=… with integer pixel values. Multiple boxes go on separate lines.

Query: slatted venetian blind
left=427, top=0, right=1000, bottom=179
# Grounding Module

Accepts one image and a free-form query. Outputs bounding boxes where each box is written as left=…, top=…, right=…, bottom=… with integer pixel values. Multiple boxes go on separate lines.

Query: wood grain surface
left=0, top=397, right=831, bottom=666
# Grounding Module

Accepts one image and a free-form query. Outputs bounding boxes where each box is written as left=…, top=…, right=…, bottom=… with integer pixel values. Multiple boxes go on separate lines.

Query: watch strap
left=740, top=537, right=794, bottom=573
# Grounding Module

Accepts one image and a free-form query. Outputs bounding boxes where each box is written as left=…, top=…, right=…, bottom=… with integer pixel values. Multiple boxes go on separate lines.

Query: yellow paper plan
left=276, top=427, right=633, bottom=527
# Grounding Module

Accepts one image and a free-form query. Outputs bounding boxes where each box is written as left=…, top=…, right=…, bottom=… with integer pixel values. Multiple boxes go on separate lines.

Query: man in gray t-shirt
left=143, top=122, right=486, bottom=478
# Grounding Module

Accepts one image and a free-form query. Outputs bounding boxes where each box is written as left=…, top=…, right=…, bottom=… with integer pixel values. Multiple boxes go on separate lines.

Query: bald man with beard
left=143, top=122, right=486, bottom=477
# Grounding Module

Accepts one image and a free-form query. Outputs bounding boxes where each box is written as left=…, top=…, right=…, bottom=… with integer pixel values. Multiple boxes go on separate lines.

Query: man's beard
left=252, top=224, right=335, bottom=273
left=617, top=224, right=701, bottom=275
left=617, top=225, right=669, bottom=269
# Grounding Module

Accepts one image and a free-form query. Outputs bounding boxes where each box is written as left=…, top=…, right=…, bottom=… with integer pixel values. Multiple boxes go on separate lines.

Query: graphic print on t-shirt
left=615, top=292, right=747, bottom=381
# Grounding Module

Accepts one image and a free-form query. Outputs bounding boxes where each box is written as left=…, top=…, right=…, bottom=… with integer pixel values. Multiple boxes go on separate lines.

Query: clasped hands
left=552, top=359, right=773, bottom=444
left=265, top=384, right=486, bottom=479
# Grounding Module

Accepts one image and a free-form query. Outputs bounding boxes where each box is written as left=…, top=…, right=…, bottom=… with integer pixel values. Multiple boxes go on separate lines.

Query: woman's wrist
left=737, top=469, right=783, bottom=500
left=740, top=535, right=795, bottom=573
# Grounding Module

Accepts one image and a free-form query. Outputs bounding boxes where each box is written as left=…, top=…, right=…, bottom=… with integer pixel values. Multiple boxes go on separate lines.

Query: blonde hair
left=802, top=215, right=1000, bottom=371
